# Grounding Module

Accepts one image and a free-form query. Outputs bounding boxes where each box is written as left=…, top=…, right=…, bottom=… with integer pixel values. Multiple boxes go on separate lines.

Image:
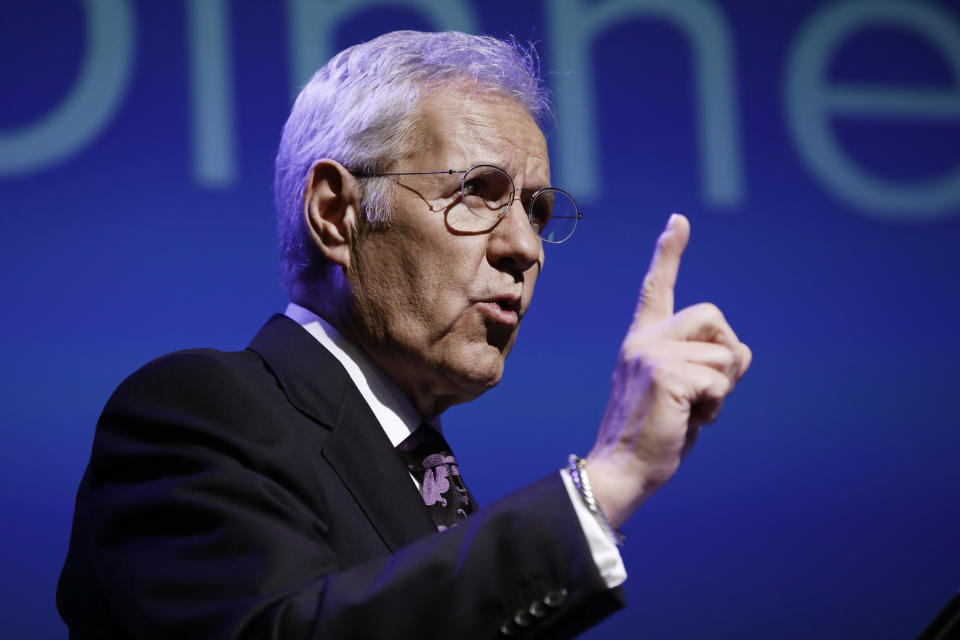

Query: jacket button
left=499, top=621, right=519, bottom=637
left=529, top=599, right=549, bottom=618
left=544, top=588, right=568, bottom=608
left=514, top=608, right=534, bottom=627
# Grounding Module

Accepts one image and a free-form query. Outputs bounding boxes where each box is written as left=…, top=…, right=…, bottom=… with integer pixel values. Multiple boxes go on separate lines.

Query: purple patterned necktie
left=396, top=425, right=476, bottom=531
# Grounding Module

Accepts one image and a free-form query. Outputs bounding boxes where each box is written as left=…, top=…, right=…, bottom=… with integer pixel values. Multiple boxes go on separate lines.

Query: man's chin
left=440, top=351, right=506, bottom=404
left=483, top=319, right=519, bottom=353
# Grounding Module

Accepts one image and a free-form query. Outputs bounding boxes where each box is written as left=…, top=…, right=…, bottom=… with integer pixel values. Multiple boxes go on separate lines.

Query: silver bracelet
left=567, top=454, right=625, bottom=547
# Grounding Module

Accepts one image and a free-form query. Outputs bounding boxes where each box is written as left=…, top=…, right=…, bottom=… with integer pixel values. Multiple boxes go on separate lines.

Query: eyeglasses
left=350, top=165, right=582, bottom=244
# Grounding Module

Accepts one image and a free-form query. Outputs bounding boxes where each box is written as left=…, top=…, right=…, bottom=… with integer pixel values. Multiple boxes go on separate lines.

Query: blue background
left=2, top=1, right=959, bottom=638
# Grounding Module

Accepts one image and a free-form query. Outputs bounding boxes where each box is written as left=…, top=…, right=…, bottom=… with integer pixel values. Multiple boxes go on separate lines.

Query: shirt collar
left=284, top=302, right=440, bottom=447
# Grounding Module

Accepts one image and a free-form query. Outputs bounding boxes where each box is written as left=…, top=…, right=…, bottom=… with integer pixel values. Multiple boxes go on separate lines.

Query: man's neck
left=291, top=298, right=463, bottom=419
left=285, top=302, right=442, bottom=444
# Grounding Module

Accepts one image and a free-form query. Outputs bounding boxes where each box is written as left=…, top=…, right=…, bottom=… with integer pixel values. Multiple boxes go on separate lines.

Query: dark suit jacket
left=58, top=315, right=624, bottom=639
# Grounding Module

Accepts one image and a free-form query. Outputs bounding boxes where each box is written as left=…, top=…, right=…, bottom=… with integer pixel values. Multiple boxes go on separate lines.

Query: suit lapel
left=323, top=383, right=438, bottom=550
left=248, top=315, right=436, bottom=552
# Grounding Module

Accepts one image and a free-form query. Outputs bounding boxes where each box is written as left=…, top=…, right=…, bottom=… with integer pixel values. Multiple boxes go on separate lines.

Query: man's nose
left=486, top=198, right=541, bottom=274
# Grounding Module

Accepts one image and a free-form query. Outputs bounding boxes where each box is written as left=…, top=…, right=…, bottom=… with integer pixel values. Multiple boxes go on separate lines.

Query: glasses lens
left=462, top=165, right=514, bottom=220
left=530, top=188, right=579, bottom=243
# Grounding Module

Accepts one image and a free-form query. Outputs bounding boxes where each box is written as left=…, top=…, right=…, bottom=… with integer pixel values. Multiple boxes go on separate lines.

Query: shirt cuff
left=559, top=468, right=627, bottom=589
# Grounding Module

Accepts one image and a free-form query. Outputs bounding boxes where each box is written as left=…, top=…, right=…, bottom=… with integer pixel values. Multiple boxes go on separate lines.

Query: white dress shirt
left=284, top=302, right=626, bottom=588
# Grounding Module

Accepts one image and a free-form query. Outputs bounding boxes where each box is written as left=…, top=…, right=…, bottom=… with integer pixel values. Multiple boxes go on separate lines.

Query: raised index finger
left=632, top=213, right=690, bottom=330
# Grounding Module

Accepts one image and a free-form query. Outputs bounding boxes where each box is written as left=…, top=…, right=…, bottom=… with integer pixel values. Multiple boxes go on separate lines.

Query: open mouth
left=492, top=296, right=520, bottom=314
left=477, top=298, right=520, bottom=326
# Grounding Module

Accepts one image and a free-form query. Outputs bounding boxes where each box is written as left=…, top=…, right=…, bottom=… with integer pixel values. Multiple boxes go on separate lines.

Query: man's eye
left=529, top=196, right=553, bottom=232
left=463, top=178, right=486, bottom=197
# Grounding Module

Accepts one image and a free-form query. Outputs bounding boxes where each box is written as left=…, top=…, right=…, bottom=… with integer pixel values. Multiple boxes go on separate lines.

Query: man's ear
left=303, top=159, right=363, bottom=269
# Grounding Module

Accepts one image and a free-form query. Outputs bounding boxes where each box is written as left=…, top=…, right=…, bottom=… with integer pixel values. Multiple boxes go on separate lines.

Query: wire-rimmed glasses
left=350, top=165, right=582, bottom=244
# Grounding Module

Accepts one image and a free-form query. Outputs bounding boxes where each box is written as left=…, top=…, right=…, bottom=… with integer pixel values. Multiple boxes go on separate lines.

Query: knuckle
left=623, top=321, right=665, bottom=351
left=653, top=360, right=686, bottom=394
left=655, top=232, right=670, bottom=253
left=705, top=369, right=732, bottom=399
left=720, top=373, right=734, bottom=395
left=740, top=343, right=753, bottom=372
left=717, top=344, right=736, bottom=369
left=727, top=345, right=744, bottom=374
left=698, top=302, right=725, bottom=324
left=639, top=275, right=657, bottom=302
left=648, top=357, right=670, bottom=381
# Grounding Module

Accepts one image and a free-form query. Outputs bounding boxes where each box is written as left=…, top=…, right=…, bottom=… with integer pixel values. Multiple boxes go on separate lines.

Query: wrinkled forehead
left=410, top=86, right=551, bottom=186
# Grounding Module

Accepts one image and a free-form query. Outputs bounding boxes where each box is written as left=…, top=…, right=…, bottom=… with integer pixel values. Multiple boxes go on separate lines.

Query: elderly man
left=58, top=31, right=750, bottom=638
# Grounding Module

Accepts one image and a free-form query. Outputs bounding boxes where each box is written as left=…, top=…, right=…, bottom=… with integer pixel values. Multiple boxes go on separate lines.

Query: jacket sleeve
left=57, top=350, right=625, bottom=640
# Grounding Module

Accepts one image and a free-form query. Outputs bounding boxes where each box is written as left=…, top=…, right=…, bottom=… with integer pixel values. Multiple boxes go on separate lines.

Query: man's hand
left=585, top=214, right=752, bottom=528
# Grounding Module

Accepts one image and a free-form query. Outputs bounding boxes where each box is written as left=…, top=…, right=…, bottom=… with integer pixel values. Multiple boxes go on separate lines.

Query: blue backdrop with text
left=2, top=1, right=959, bottom=637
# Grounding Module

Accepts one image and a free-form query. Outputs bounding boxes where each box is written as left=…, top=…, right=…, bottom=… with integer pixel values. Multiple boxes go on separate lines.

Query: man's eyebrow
left=516, top=175, right=552, bottom=192
left=469, top=159, right=547, bottom=185
left=517, top=180, right=553, bottom=191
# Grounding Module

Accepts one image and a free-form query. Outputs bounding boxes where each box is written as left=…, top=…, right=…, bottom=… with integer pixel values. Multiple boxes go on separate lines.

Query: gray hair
left=274, top=30, right=550, bottom=302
